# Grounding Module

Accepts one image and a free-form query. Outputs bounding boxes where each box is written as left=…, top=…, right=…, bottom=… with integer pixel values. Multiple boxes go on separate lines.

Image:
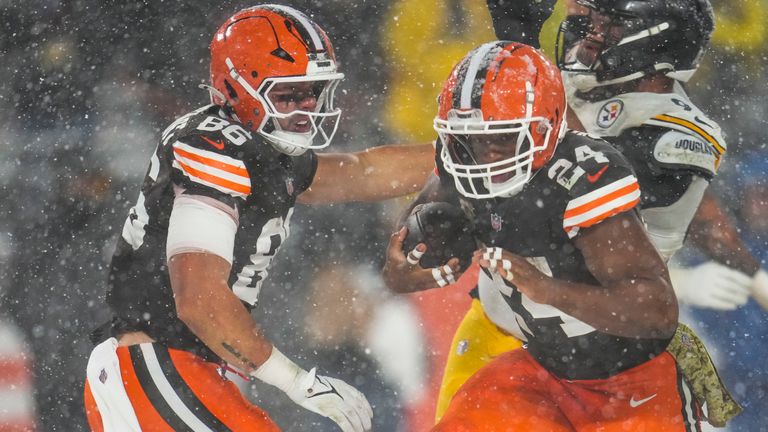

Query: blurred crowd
left=0, top=0, right=765, bottom=431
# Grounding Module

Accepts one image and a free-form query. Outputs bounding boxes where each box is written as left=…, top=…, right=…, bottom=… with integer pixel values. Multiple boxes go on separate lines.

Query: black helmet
left=556, top=0, right=715, bottom=90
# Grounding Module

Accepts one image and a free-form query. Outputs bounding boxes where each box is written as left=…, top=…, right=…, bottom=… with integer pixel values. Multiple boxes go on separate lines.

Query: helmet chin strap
left=199, top=84, right=228, bottom=105
left=483, top=175, right=527, bottom=198
left=267, top=131, right=311, bottom=156
left=264, top=120, right=313, bottom=156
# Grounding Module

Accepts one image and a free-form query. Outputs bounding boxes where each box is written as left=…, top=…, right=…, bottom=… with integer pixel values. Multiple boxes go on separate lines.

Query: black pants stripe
left=129, top=344, right=232, bottom=431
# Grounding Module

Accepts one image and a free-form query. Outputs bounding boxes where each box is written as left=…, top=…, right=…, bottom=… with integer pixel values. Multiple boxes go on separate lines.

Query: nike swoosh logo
left=629, top=393, right=657, bottom=408
left=201, top=136, right=225, bottom=150
left=307, top=377, right=344, bottom=400
left=694, top=115, right=713, bottom=129
left=586, top=165, right=609, bottom=183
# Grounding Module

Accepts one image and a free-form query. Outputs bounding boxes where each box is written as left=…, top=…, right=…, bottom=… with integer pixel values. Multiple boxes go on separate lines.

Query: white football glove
left=750, top=269, right=768, bottom=311
left=669, top=261, right=751, bottom=310
left=252, top=347, right=373, bottom=432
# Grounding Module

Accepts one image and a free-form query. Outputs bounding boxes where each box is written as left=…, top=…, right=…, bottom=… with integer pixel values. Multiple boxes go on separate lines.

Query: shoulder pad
left=186, top=114, right=256, bottom=149
left=167, top=110, right=261, bottom=199
left=171, top=138, right=252, bottom=198
left=161, top=105, right=215, bottom=147
left=549, top=133, right=640, bottom=238
left=652, top=130, right=718, bottom=178
left=546, top=132, right=634, bottom=192
left=562, top=173, right=640, bottom=238
left=567, top=88, right=663, bottom=137
left=166, top=105, right=272, bottom=153
left=569, top=89, right=726, bottom=160
left=644, top=106, right=726, bottom=172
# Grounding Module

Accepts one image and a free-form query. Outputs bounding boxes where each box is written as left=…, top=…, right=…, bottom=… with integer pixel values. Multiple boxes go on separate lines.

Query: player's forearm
left=688, top=189, right=760, bottom=275
left=352, top=143, right=435, bottom=201
left=559, top=213, right=678, bottom=338
left=300, top=143, right=434, bottom=204
left=545, top=276, right=678, bottom=339
left=177, top=289, right=272, bottom=373
left=169, top=254, right=272, bottom=373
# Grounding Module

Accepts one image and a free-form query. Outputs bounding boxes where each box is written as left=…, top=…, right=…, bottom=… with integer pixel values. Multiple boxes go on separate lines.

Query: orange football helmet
left=434, top=41, right=567, bottom=198
left=210, top=5, right=344, bottom=155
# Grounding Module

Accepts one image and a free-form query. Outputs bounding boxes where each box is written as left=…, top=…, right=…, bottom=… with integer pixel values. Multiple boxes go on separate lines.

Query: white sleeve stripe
left=173, top=154, right=250, bottom=186
left=174, top=188, right=239, bottom=222
left=172, top=160, right=249, bottom=198
left=173, top=141, right=245, bottom=167
left=565, top=175, right=637, bottom=210
left=563, top=188, right=641, bottom=228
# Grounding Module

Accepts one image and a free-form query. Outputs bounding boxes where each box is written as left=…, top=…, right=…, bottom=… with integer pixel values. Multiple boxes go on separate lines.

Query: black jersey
left=101, top=105, right=317, bottom=360
left=437, top=131, right=671, bottom=380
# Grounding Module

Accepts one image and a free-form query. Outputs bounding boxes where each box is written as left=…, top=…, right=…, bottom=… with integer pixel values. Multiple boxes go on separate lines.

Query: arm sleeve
left=166, top=194, right=238, bottom=263
left=486, top=0, right=557, bottom=47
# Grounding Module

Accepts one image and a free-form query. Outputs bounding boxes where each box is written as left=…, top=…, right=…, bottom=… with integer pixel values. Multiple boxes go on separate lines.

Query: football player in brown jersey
left=386, top=41, right=697, bottom=431
left=83, top=5, right=435, bottom=432
left=388, top=0, right=747, bottom=426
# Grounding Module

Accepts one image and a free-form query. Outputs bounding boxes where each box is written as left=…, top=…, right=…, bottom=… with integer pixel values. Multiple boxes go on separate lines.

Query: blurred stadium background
left=0, top=0, right=765, bottom=430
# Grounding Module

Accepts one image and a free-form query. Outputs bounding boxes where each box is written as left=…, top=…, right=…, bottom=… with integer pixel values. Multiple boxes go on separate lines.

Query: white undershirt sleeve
left=166, top=194, right=238, bottom=264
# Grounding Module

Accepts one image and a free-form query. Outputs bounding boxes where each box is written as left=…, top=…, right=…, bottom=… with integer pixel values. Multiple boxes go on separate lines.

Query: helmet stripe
left=266, top=5, right=324, bottom=51
left=617, top=22, right=671, bottom=46
left=459, top=42, right=498, bottom=110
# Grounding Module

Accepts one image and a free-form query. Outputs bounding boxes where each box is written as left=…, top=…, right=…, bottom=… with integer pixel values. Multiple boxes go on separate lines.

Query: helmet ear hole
left=224, top=80, right=239, bottom=102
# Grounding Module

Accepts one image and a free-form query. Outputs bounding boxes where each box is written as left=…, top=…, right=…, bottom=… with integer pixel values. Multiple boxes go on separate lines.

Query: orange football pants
left=434, top=349, right=701, bottom=432
left=84, top=343, right=279, bottom=431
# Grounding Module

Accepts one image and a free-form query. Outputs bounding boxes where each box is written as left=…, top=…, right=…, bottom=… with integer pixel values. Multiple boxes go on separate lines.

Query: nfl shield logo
left=491, top=213, right=503, bottom=232
left=285, top=178, right=295, bottom=195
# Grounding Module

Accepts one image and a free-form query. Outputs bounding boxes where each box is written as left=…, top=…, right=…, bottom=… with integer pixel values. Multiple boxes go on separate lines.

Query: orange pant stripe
left=167, top=348, right=278, bottom=431
left=85, top=344, right=279, bottom=431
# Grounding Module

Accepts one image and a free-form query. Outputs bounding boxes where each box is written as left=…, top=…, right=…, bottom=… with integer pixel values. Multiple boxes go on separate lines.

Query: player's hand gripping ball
left=402, top=202, right=475, bottom=269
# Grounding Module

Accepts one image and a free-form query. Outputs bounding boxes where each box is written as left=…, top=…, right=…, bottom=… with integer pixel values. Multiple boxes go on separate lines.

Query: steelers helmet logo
left=596, top=100, right=624, bottom=129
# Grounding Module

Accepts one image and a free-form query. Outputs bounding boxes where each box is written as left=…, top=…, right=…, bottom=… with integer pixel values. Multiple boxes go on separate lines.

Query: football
left=402, top=202, right=476, bottom=269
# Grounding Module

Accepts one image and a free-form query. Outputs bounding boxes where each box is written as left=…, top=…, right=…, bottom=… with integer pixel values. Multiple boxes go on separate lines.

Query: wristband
left=250, top=346, right=304, bottom=392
